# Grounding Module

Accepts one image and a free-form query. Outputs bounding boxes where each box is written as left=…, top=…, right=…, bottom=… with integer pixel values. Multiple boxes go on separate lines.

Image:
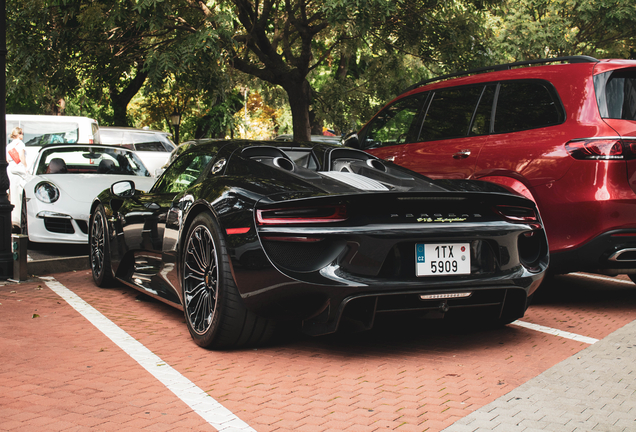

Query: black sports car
left=89, top=139, right=549, bottom=349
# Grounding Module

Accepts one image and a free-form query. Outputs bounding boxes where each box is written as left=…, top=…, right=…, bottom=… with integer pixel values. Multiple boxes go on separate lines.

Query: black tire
left=89, top=204, right=115, bottom=287
left=182, top=212, right=275, bottom=349
left=20, top=193, right=28, bottom=238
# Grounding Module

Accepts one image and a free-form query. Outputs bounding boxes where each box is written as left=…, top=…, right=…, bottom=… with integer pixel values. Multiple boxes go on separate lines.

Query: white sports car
left=20, top=144, right=157, bottom=244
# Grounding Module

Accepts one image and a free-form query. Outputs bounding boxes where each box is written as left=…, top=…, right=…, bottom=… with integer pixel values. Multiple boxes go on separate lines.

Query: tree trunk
left=109, top=70, right=148, bottom=126
left=283, top=79, right=312, bottom=142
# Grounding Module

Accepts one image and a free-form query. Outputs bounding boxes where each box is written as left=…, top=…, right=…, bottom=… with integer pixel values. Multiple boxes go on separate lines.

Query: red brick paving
left=1, top=271, right=635, bottom=431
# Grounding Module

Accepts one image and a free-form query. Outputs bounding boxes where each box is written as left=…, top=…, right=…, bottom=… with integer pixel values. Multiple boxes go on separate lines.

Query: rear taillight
left=256, top=205, right=347, bottom=225
left=495, top=205, right=540, bottom=228
left=565, top=139, right=636, bottom=160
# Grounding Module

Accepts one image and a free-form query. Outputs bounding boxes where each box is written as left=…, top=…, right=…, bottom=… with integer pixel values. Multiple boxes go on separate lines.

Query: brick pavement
left=1, top=271, right=635, bottom=431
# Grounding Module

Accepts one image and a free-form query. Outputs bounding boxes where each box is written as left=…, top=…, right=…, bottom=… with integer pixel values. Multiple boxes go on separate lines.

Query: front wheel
left=89, top=204, right=114, bottom=287
left=182, top=212, right=275, bottom=349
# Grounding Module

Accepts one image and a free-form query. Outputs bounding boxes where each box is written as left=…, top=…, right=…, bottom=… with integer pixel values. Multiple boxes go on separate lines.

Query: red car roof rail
left=404, top=55, right=599, bottom=93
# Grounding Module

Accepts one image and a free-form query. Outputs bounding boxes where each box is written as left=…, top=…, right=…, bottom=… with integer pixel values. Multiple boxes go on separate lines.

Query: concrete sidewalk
left=444, top=319, right=636, bottom=431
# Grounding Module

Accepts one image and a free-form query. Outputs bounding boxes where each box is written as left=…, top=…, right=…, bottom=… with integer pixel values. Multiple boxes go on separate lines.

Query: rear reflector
left=226, top=227, right=250, bottom=235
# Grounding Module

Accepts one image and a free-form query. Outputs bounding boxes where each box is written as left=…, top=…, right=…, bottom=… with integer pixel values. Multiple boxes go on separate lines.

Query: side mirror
left=111, top=180, right=136, bottom=198
left=343, top=132, right=360, bottom=149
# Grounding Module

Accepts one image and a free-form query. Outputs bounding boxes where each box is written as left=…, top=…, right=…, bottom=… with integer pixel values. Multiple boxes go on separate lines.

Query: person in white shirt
left=6, top=127, right=30, bottom=231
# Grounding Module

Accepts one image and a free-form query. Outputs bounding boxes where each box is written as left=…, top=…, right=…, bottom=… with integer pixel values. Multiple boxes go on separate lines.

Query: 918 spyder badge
left=417, top=217, right=467, bottom=223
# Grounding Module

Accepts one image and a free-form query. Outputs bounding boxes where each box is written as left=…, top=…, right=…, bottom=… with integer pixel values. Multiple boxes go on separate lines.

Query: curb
left=27, top=255, right=90, bottom=277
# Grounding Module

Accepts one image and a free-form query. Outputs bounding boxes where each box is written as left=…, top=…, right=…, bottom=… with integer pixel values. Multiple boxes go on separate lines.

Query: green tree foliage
left=6, top=0, right=79, bottom=113
left=489, top=0, right=636, bottom=60
left=6, top=0, right=636, bottom=139
left=6, top=0, right=228, bottom=126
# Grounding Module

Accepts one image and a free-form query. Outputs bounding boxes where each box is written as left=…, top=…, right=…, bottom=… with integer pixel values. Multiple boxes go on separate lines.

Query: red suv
left=345, top=56, right=636, bottom=283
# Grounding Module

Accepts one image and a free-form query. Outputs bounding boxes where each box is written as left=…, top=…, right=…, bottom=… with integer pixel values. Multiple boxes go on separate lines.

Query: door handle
left=453, top=149, right=471, bottom=159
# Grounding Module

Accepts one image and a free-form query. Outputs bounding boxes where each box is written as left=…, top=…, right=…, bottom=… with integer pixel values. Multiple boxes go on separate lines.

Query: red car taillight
left=565, top=139, right=636, bottom=160
left=256, top=205, right=348, bottom=225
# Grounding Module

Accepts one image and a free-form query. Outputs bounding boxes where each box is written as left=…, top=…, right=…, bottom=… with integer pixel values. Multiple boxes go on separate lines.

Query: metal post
left=11, top=234, right=27, bottom=281
left=0, top=0, right=15, bottom=279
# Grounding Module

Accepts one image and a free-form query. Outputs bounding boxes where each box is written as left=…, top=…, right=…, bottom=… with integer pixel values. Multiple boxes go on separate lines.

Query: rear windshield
left=35, top=146, right=150, bottom=177
left=100, top=130, right=174, bottom=151
left=594, top=69, right=636, bottom=120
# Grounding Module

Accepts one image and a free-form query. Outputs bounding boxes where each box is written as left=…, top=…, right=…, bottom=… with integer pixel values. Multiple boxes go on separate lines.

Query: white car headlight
left=34, top=182, right=60, bottom=203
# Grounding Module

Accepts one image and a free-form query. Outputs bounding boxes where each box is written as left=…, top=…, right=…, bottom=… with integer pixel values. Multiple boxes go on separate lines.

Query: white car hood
left=26, top=174, right=157, bottom=203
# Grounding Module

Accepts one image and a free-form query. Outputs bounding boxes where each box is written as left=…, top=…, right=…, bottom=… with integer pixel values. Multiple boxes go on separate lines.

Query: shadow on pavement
left=532, top=273, right=636, bottom=306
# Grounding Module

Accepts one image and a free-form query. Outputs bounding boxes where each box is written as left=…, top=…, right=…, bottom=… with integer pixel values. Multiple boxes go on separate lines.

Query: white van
left=6, top=114, right=101, bottom=170
left=5, top=114, right=101, bottom=230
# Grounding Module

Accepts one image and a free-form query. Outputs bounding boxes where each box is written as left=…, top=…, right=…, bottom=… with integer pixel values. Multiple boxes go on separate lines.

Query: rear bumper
left=549, top=229, right=636, bottom=275
left=300, top=281, right=538, bottom=336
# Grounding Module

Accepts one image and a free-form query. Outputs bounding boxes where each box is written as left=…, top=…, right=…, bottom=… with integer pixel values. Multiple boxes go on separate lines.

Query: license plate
left=415, top=243, right=470, bottom=276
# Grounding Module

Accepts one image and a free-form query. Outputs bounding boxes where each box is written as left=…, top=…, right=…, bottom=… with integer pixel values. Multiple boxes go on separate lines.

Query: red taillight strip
left=495, top=205, right=538, bottom=222
left=261, top=236, right=325, bottom=242
left=226, top=227, right=251, bottom=235
left=256, top=205, right=347, bottom=225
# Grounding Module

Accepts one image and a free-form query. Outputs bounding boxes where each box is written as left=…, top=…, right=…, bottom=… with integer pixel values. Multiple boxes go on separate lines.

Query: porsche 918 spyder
left=89, top=139, right=549, bottom=349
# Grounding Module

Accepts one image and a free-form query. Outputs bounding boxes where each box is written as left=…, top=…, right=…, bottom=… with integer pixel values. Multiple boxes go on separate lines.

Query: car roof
left=100, top=126, right=171, bottom=136
left=5, top=114, right=99, bottom=124
left=400, top=56, right=636, bottom=97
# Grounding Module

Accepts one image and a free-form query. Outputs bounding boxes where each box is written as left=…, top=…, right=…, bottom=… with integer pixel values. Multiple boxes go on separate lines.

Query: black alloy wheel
left=182, top=212, right=276, bottom=349
left=90, top=204, right=114, bottom=287
left=183, top=219, right=219, bottom=338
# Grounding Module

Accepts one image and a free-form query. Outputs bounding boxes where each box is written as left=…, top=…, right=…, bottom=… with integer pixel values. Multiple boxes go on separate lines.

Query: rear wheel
left=182, top=212, right=275, bottom=349
left=89, top=204, right=114, bottom=287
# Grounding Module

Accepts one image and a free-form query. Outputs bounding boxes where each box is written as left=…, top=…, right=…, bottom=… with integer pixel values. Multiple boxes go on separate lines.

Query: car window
left=420, top=85, right=485, bottom=141
left=594, top=69, right=636, bottom=120
left=35, top=147, right=149, bottom=176
left=134, top=141, right=169, bottom=152
left=469, top=85, right=496, bottom=136
left=360, top=95, right=425, bottom=149
left=493, top=80, right=565, bottom=133
left=152, top=153, right=213, bottom=194
left=161, top=140, right=175, bottom=152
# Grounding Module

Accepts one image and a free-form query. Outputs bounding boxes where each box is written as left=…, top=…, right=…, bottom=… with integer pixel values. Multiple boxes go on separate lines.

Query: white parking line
left=511, top=320, right=599, bottom=344
left=41, top=276, right=256, bottom=432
